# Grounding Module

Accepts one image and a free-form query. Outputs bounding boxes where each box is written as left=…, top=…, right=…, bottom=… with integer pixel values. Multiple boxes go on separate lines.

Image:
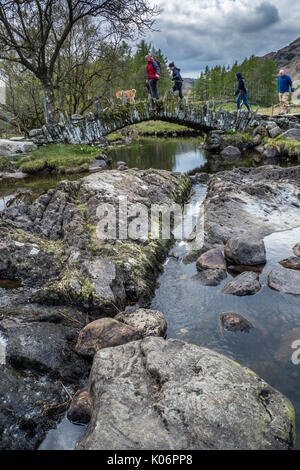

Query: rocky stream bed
left=1, top=134, right=300, bottom=450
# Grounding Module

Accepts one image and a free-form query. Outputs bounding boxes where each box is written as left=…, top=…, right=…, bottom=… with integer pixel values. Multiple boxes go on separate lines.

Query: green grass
left=106, top=133, right=127, bottom=143
left=124, top=120, right=193, bottom=134
left=18, top=143, right=102, bottom=174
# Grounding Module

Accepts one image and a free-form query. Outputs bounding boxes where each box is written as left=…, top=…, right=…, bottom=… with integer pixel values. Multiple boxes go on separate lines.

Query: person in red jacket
left=145, top=55, right=160, bottom=99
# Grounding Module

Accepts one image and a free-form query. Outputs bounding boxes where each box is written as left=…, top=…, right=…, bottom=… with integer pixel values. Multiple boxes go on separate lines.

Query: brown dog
left=116, top=89, right=136, bottom=103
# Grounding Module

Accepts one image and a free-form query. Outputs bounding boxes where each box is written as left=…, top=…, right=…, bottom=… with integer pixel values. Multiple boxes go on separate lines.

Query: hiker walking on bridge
left=278, top=69, right=294, bottom=115
left=235, top=72, right=250, bottom=111
left=169, top=62, right=184, bottom=99
left=145, top=55, right=160, bottom=100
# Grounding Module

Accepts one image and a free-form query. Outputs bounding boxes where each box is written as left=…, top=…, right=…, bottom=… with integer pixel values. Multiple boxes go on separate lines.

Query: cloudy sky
left=146, top=0, right=300, bottom=77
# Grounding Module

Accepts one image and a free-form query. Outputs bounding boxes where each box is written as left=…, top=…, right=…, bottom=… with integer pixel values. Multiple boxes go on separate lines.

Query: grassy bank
left=0, top=144, right=103, bottom=174
left=123, top=120, right=195, bottom=135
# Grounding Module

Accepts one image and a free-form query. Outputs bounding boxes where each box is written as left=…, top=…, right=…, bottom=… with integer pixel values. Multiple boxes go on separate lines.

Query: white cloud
left=147, top=0, right=300, bottom=77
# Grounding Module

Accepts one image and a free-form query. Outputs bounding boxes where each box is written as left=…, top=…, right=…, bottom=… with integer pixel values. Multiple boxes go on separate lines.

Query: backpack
left=154, top=59, right=161, bottom=74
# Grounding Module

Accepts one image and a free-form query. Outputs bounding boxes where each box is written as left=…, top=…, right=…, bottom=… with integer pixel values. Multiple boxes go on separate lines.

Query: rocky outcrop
left=222, top=272, right=261, bottom=296
left=0, top=138, right=37, bottom=156
left=199, top=165, right=300, bottom=251
left=0, top=168, right=191, bottom=449
left=268, top=268, right=300, bottom=295
left=77, top=337, right=296, bottom=450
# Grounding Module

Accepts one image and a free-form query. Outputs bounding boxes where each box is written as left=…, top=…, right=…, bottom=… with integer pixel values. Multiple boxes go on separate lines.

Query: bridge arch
left=30, top=95, right=258, bottom=145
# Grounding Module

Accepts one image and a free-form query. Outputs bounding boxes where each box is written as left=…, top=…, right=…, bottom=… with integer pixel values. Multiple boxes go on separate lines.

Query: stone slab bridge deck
left=29, top=95, right=300, bottom=145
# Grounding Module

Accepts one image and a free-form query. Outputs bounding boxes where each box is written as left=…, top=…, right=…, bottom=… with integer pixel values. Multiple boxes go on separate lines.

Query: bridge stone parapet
left=29, top=95, right=260, bottom=146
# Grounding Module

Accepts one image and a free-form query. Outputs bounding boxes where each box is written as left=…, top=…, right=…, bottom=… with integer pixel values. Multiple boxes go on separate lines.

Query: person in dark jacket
left=235, top=72, right=250, bottom=111
left=169, top=62, right=184, bottom=99
left=145, top=55, right=160, bottom=99
left=278, top=69, right=294, bottom=114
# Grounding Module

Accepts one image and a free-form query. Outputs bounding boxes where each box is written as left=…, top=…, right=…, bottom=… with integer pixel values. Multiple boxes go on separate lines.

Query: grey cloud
left=146, top=0, right=300, bottom=76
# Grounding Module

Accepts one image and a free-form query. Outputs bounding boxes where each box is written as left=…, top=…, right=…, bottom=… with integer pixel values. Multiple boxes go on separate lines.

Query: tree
left=0, top=0, right=159, bottom=124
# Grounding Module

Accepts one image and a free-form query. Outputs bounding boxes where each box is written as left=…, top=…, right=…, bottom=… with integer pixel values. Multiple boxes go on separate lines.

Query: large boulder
left=268, top=126, right=282, bottom=139
left=225, top=237, right=266, bottom=266
left=220, top=146, right=241, bottom=161
left=263, top=146, right=280, bottom=158
left=0, top=138, right=37, bottom=156
left=77, top=337, right=296, bottom=450
left=75, top=318, right=141, bottom=358
left=268, top=268, right=300, bottom=295
left=222, top=271, right=261, bottom=296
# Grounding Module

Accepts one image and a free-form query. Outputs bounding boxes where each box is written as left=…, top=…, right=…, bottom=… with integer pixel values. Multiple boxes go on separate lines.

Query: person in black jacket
left=235, top=72, right=250, bottom=111
left=169, top=62, right=184, bottom=99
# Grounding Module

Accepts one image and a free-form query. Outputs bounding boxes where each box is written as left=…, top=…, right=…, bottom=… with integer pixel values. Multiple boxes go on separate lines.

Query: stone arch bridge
left=30, top=95, right=261, bottom=145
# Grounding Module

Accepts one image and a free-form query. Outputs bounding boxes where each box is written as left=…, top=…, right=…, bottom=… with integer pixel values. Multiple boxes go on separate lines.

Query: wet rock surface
left=77, top=337, right=295, bottom=450
left=222, top=271, right=261, bottom=296
left=196, top=248, right=226, bottom=271
left=225, top=237, right=266, bottom=266
left=67, top=390, right=92, bottom=424
left=268, top=268, right=300, bottom=295
left=0, top=169, right=191, bottom=449
left=279, top=257, right=300, bottom=270
left=220, top=312, right=254, bottom=333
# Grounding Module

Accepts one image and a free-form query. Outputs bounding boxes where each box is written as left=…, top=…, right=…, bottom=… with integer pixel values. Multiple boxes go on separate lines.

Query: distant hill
left=261, top=36, right=300, bottom=80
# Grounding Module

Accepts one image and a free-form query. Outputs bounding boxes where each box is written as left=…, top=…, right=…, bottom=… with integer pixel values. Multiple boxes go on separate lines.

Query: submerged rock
left=222, top=272, right=261, bottom=296
left=77, top=337, right=295, bottom=450
left=279, top=257, right=300, bottom=270
left=225, top=237, right=266, bottom=266
left=268, top=268, right=300, bottom=295
left=194, top=268, right=227, bottom=286
left=220, top=312, right=254, bottom=333
left=75, top=318, right=141, bottom=358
